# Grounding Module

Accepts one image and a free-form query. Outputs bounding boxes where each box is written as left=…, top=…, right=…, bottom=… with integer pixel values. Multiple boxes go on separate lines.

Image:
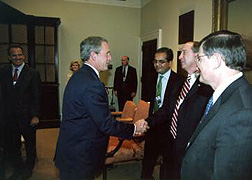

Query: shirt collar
left=212, top=72, right=243, bottom=104
left=12, top=62, right=25, bottom=72
left=159, top=69, right=171, bottom=80
left=188, top=72, right=199, bottom=88
left=84, top=62, right=100, bottom=78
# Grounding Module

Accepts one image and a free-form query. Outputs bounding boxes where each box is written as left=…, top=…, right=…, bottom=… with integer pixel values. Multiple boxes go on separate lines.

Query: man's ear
left=90, top=51, right=97, bottom=61
left=212, top=53, right=222, bottom=69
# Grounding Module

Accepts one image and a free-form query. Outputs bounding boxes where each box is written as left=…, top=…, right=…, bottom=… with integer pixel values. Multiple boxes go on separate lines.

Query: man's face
left=196, top=45, right=213, bottom=85
left=153, top=52, right=171, bottom=74
left=9, top=47, right=25, bottom=67
left=96, top=42, right=112, bottom=71
left=121, top=56, right=129, bottom=66
left=179, top=43, right=197, bottom=74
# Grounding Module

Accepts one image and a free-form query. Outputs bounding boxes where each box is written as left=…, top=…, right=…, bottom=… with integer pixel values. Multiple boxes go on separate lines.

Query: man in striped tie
left=146, top=41, right=213, bottom=179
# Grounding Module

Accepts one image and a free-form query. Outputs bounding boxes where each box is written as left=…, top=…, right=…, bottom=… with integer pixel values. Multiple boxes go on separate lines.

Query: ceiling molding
left=62, top=0, right=152, bottom=8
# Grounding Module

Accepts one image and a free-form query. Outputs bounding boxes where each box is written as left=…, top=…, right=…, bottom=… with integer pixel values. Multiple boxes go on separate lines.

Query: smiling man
left=55, top=36, right=149, bottom=180
left=181, top=30, right=252, bottom=180
left=2, top=44, right=41, bottom=180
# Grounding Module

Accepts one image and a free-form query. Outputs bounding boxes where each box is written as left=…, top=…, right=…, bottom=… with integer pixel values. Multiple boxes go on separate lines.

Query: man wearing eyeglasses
left=181, top=31, right=252, bottom=180
left=145, top=42, right=213, bottom=179
left=141, top=47, right=184, bottom=180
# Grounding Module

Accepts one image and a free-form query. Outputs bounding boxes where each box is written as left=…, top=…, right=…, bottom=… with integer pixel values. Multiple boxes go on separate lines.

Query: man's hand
left=30, top=117, right=39, bottom=127
left=134, top=119, right=149, bottom=135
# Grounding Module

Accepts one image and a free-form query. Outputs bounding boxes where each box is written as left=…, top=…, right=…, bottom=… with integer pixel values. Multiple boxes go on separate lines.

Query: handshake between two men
left=134, top=119, right=150, bottom=136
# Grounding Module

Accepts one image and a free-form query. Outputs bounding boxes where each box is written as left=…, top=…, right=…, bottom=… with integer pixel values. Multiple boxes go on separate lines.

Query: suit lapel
left=14, top=65, right=28, bottom=87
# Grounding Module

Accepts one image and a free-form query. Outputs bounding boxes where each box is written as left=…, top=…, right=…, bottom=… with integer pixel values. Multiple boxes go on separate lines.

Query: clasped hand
left=134, top=119, right=149, bottom=135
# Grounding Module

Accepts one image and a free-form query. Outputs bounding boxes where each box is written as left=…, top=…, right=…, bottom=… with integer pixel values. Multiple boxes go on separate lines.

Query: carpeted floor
left=25, top=128, right=159, bottom=180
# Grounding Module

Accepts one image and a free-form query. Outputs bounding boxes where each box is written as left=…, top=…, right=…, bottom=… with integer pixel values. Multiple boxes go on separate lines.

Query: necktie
left=13, top=68, right=18, bottom=82
left=122, top=66, right=126, bottom=81
left=170, top=74, right=191, bottom=139
left=204, top=96, right=213, bottom=115
left=153, top=75, right=163, bottom=113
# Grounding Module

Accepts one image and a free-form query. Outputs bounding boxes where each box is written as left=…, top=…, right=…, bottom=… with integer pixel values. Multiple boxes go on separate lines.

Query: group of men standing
left=141, top=30, right=252, bottom=180
left=141, top=42, right=213, bottom=180
left=1, top=30, right=251, bottom=180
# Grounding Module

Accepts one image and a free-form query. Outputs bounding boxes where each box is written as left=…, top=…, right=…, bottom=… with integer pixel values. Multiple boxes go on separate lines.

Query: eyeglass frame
left=196, top=54, right=207, bottom=63
left=152, top=59, right=169, bottom=64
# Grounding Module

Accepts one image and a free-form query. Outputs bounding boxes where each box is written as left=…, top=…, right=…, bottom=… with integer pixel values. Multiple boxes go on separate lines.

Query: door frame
left=138, top=29, right=162, bottom=100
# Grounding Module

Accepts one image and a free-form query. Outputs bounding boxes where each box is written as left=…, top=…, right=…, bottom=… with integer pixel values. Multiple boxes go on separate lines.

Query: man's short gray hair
left=80, top=36, right=108, bottom=61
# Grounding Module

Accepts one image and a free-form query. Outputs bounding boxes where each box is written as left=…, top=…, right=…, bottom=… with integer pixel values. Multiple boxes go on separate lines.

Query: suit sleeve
left=31, top=70, right=41, bottom=117
left=214, top=109, right=252, bottom=180
left=83, top=80, right=134, bottom=139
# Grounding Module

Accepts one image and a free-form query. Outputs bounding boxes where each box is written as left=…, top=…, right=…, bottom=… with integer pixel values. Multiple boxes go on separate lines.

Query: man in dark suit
left=2, top=44, right=41, bottom=180
left=114, top=56, right=137, bottom=111
left=141, top=47, right=184, bottom=180
left=0, top=67, right=6, bottom=180
left=181, top=31, right=252, bottom=180
left=55, top=36, right=149, bottom=180
left=146, top=42, right=212, bottom=180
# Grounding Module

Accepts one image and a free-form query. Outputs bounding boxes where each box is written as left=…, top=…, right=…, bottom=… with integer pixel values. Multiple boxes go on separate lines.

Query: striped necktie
left=170, top=74, right=191, bottom=139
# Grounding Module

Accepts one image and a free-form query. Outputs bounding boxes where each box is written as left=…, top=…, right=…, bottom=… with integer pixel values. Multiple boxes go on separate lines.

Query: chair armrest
left=111, top=111, right=123, bottom=116
left=106, top=138, right=124, bottom=157
left=116, top=117, right=133, bottom=122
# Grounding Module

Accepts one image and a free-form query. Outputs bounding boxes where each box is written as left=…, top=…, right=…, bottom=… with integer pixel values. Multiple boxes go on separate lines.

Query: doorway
left=141, top=39, right=157, bottom=101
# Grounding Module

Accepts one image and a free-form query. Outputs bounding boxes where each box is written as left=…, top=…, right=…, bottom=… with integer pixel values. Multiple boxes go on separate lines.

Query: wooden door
left=141, top=39, right=157, bottom=100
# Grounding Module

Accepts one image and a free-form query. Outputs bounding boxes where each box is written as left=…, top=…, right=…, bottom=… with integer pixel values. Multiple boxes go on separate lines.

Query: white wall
left=3, top=0, right=141, bottom=111
left=3, top=0, right=215, bottom=113
left=141, top=0, right=212, bottom=71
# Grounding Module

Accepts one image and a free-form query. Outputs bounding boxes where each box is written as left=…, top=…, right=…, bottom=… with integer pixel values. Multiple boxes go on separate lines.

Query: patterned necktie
left=204, top=96, right=213, bottom=115
left=13, top=68, right=18, bottom=82
left=170, top=74, right=191, bottom=139
left=153, top=75, right=163, bottom=113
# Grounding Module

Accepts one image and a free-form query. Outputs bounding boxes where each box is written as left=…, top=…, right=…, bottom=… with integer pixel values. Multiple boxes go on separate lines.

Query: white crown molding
left=62, top=0, right=152, bottom=8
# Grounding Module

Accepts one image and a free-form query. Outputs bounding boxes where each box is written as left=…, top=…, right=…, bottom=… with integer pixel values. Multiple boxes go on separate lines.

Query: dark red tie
left=170, top=74, right=191, bottom=139
left=13, top=68, right=18, bottom=82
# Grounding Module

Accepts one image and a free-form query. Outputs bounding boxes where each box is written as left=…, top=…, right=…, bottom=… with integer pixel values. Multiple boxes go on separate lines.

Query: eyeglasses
left=152, top=59, right=168, bottom=64
left=196, top=54, right=207, bottom=63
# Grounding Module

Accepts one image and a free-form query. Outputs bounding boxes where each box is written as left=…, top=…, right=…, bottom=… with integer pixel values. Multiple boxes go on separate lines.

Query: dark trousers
left=117, top=83, right=133, bottom=111
left=59, top=169, right=95, bottom=180
left=5, top=120, right=37, bottom=172
left=141, top=136, right=175, bottom=180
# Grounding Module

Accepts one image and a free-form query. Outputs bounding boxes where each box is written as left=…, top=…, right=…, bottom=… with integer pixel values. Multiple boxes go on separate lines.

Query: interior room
left=0, top=0, right=251, bottom=179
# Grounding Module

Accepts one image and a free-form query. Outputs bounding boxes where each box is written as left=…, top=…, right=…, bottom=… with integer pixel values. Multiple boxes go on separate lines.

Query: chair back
left=133, top=100, right=150, bottom=123
left=121, top=101, right=137, bottom=119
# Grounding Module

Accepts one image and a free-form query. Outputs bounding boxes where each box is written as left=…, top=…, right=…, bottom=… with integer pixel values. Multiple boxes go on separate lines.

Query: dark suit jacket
left=0, top=67, right=5, bottom=149
left=144, top=71, right=184, bottom=139
left=181, top=76, right=252, bottom=180
left=2, top=64, right=41, bottom=127
left=55, top=64, right=135, bottom=178
left=175, top=78, right=213, bottom=165
left=148, top=76, right=213, bottom=166
left=113, top=65, right=137, bottom=96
